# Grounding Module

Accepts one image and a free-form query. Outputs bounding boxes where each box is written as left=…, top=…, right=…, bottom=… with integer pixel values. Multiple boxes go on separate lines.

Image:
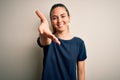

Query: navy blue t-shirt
left=37, top=37, right=87, bottom=80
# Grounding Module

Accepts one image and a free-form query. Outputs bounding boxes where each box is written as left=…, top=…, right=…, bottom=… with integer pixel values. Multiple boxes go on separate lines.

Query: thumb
left=38, top=25, right=43, bottom=34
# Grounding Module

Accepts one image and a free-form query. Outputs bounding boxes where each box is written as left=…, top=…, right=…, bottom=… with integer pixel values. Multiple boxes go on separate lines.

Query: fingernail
left=58, top=42, right=61, bottom=45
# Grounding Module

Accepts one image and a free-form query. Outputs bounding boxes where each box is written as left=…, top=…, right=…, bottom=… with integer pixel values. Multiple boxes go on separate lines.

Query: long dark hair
left=50, top=3, right=70, bottom=34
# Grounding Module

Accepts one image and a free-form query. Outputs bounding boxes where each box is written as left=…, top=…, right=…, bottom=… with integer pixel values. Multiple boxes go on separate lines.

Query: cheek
left=66, top=16, right=70, bottom=23
left=51, top=20, right=57, bottom=25
left=67, top=18, right=70, bottom=23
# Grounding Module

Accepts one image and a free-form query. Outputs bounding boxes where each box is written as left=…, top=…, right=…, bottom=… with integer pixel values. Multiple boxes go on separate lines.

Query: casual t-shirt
left=37, top=37, right=87, bottom=80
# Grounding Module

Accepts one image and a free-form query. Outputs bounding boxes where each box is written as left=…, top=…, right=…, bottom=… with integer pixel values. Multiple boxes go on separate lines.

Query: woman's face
left=51, top=7, right=70, bottom=32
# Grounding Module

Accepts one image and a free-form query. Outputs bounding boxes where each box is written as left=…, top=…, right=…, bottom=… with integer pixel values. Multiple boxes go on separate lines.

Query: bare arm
left=35, top=10, right=60, bottom=45
left=77, top=61, right=85, bottom=80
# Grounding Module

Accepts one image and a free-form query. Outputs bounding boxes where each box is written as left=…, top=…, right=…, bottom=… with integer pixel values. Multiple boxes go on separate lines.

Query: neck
left=55, top=30, right=73, bottom=40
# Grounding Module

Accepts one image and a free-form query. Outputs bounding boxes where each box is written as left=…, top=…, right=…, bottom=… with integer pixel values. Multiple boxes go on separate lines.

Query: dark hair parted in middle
left=50, top=3, right=70, bottom=20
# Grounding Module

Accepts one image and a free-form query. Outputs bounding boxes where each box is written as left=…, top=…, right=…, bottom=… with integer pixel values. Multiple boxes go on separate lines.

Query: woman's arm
left=77, top=61, right=85, bottom=80
left=35, top=10, right=60, bottom=45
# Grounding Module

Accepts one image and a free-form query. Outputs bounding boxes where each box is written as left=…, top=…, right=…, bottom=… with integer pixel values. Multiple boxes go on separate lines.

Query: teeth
left=58, top=24, right=63, bottom=27
left=59, top=24, right=63, bottom=27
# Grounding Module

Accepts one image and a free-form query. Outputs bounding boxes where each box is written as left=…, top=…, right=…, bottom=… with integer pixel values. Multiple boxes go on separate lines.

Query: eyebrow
left=51, top=13, right=66, bottom=17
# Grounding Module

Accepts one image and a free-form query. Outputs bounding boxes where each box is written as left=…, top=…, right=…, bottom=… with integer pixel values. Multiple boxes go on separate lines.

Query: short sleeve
left=77, top=40, right=87, bottom=61
left=37, top=37, right=50, bottom=48
left=37, top=37, right=44, bottom=48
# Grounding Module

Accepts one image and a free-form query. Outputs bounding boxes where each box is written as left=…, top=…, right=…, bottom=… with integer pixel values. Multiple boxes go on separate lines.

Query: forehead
left=51, top=7, right=67, bottom=15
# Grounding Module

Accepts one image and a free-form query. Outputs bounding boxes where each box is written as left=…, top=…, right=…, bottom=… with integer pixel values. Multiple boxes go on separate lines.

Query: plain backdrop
left=0, top=0, right=120, bottom=80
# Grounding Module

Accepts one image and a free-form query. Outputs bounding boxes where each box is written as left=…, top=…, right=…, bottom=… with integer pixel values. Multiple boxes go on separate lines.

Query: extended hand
left=35, top=10, right=60, bottom=45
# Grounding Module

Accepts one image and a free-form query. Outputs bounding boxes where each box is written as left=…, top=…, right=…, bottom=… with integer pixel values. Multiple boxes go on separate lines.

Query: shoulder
left=73, top=37, right=86, bottom=48
left=73, top=36, right=84, bottom=43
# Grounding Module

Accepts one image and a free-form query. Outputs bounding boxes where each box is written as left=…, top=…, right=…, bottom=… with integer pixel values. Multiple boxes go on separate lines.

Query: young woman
left=36, top=3, right=87, bottom=80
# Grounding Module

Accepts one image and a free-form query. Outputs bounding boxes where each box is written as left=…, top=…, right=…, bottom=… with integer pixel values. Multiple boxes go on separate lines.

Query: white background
left=0, top=0, right=120, bottom=80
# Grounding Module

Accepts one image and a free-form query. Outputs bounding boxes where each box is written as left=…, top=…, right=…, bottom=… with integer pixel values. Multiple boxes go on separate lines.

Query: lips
left=57, top=23, right=64, bottom=28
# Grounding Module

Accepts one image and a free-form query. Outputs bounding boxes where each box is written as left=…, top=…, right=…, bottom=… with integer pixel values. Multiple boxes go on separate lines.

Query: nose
left=58, top=17, right=62, bottom=23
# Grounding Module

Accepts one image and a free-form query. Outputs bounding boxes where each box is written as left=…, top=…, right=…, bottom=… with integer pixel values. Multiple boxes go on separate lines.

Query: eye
left=52, top=17, right=56, bottom=20
left=61, top=15, right=66, bottom=18
left=52, top=17, right=57, bottom=20
left=52, top=16, right=57, bottom=20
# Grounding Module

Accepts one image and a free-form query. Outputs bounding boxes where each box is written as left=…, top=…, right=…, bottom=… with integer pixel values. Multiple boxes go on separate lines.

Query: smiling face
left=50, top=7, right=70, bottom=33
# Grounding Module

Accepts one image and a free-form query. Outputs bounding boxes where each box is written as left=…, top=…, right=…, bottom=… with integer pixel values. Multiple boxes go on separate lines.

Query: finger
left=44, top=32, right=60, bottom=45
left=51, top=35, right=61, bottom=45
left=35, top=10, right=46, bottom=22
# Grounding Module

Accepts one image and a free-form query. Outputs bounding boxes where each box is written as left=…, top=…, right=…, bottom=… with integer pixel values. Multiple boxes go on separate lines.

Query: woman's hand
left=35, top=10, right=60, bottom=45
